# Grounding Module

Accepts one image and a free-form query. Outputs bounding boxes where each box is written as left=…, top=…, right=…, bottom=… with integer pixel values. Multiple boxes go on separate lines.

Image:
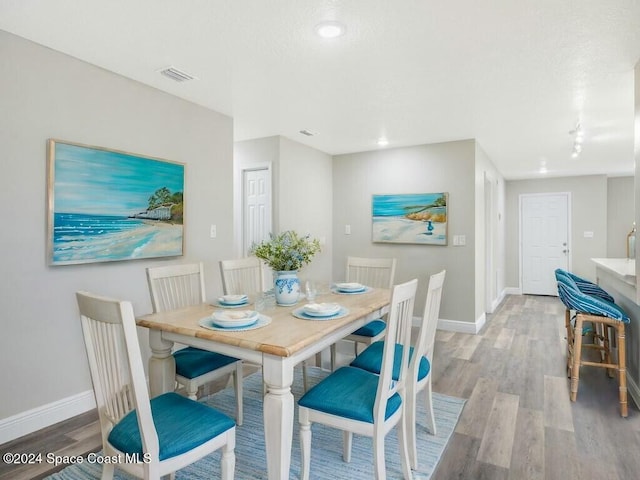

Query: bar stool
left=555, top=269, right=629, bottom=417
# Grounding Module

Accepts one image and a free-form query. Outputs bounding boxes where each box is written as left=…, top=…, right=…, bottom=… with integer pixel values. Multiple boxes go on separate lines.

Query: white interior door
left=521, top=193, right=570, bottom=295
left=243, top=167, right=272, bottom=257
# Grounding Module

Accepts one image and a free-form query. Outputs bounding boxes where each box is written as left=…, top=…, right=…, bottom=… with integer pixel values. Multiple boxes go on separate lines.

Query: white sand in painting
left=372, top=217, right=447, bottom=244
left=132, top=222, right=183, bottom=257
left=54, top=222, right=183, bottom=262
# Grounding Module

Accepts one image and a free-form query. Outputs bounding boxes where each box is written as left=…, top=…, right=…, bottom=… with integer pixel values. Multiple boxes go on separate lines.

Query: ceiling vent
left=159, top=66, right=197, bottom=82
left=299, top=129, right=315, bottom=136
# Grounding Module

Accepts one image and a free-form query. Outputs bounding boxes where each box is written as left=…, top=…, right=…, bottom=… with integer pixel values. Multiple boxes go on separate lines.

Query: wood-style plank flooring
left=2, top=294, right=639, bottom=479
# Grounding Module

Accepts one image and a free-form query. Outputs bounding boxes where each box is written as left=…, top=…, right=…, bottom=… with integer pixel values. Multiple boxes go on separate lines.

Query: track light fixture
left=569, top=122, right=584, bottom=158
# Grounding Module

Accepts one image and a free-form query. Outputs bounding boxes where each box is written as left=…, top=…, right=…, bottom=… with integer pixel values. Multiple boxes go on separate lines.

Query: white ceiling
left=2, top=0, right=640, bottom=179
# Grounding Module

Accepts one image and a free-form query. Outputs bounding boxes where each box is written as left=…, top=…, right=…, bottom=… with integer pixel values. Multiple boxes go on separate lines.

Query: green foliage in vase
left=251, top=231, right=321, bottom=271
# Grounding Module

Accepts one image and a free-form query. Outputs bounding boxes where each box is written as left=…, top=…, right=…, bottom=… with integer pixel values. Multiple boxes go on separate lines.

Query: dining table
left=135, top=286, right=391, bottom=480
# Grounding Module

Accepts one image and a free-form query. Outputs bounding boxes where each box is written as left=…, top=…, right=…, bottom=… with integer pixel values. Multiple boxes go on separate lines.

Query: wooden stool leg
left=617, top=322, right=628, bottom=417
left=565, top=309, right=573, bottom=378
left=570, top=315, right=584, bottom=402
left=602, top=324, right=614, bottom=378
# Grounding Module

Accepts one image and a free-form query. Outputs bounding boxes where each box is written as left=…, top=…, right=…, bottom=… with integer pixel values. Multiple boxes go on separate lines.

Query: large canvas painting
left=47, top=139, right=185, bottom=265
left=372, top=192, right=448, bottom=245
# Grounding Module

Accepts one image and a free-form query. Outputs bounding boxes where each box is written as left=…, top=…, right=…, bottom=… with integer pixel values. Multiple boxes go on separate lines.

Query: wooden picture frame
left=47, top=139, right=185, bottom=265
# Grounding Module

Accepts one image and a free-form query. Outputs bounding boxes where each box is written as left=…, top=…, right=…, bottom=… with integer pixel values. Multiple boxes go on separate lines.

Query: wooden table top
left=136, top=288, right=391, bottom=357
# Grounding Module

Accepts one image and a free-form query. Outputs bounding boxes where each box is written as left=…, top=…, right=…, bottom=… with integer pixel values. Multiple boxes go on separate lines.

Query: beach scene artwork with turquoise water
left=372, top=192, right=448, bottom=245
left=47, top=140, right=184, bottom=265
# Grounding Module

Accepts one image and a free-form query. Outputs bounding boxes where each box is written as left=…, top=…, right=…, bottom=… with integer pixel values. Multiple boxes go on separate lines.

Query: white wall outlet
left=210, top=224, right=217, bottom=238
left=584, top=231, right=594, bottom=238
left=452, top=234, right=466, bottom=246
left=345, top=224, right=351, bottom=235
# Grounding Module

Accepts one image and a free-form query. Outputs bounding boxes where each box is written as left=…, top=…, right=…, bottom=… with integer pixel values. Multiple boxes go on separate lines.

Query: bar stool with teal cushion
left=554, top=269, right=629, bottom=417
left=555, top=268, right=615, bottom=302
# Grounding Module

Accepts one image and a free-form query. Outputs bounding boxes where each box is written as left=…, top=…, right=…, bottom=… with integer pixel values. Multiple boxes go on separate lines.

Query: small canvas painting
left=47, top=139, right=185, bottom=265
left=372, top=192, right=448, bottom=245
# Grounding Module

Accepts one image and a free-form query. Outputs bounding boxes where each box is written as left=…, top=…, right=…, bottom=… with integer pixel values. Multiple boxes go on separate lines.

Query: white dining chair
left=219, top=256, right=315, bottom=391
left=219, top=257, right=264, bottom=296
left=350, top=270, right=446, bottom=469
left=298, top=279, right=417, bottom=480
left=330, top=256, right=397, bottom=370
left=76, top=291, right=236, bottom=480
left=146, top=262, right=244, bottom=424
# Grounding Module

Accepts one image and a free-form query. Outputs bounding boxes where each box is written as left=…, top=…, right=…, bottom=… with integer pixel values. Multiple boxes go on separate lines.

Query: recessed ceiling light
left=315, top=21, right=346, bottom=39
left=377, top=137, right=389, bottom=147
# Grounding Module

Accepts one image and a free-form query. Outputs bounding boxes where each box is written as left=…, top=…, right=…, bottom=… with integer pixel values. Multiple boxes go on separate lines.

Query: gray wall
left=332, top=140, right=478, bottom=323
left=505, top=175, right=608, bottom=286
left=234, top=136, right=333, bottom=284
left=607, top=176, right=635, bottom=258
left=0, top=32, right=235, bottom=420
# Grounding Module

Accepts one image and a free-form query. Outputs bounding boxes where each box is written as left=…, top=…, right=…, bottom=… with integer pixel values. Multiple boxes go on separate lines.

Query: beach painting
left=47, top=139, right=185, bottom=265
left=372, top=192, right=448, bottom=245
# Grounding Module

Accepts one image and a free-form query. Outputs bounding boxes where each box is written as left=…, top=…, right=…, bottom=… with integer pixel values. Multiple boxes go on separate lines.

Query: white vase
left=274, top=270, right=300, bottom=306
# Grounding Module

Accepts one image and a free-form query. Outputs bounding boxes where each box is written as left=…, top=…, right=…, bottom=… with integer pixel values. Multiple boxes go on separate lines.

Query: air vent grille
left=299, top=129, right=315, bottom=136
left=159, top=66, right=196, bottom=82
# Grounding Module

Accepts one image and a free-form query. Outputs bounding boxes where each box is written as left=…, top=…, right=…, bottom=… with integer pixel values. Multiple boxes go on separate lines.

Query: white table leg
left=148, top=330, right=175, bottom=397
left=262, top=355, right=295, bottom=480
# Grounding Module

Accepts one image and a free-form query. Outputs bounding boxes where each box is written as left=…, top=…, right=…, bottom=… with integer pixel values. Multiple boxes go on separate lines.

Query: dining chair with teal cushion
left=76, top=291, right=236, bottom=480
left=298, top=278, right=417, bottom=480
left=351, top=270, right=446, bottom=468
left=554, top=269, right=629, bottom=417
left=330, top=256, right=397, bottom=370
left=147, top=262, right=243, bottom=424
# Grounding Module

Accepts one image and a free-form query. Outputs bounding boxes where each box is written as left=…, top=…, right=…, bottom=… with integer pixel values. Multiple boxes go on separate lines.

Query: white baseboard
left=438, top=312, right=485, bottom=334
left=504, top=287, right=521, bottom=295
left=627, top=372, right=640, bottom=411
left=0, top=390, right=96, bottom=445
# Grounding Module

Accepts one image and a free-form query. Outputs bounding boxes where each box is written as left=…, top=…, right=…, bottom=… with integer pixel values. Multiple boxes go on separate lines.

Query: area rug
left=46, top=367, right=464, bottom=480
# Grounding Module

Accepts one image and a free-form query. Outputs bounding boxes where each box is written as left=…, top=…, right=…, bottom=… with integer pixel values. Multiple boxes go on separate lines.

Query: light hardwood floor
left=1, top=294, right=639, bottom=479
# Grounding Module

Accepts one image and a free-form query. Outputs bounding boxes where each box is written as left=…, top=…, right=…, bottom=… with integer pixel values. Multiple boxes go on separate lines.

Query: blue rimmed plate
left=292, top=306, right=349, bottom=321
left=199, top=314, right=272, bottom=332
left=331, top=285, right=372, bottom=295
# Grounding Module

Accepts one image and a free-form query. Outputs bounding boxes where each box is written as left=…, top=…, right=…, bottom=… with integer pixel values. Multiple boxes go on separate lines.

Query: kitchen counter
left=591, top=258, right=636, bottom=288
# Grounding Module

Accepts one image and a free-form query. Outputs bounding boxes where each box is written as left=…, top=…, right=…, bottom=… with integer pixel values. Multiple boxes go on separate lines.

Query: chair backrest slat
left=374, top=278, right=418, bottom=422
left=412, top=270, right=446, bottom=376
left=220, top=257, right=264, bottom=295
left=146, top=263, right=206, bottom=313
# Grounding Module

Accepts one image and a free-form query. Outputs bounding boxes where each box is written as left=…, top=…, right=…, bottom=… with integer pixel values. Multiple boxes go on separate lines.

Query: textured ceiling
left=1, top=0, right=640, bottom=179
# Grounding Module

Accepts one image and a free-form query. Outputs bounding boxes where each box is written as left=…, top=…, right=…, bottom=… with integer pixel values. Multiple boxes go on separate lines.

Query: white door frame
left=484, top=173, right=495, bottom=312
left=518, top=192, right=571, bottom=294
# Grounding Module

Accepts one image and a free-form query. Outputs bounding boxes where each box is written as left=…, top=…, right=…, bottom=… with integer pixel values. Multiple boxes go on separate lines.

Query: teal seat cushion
left=350, top=341, right=430, bottom=381
left=351, top=319, right=386, bottom=337
left=108, top=392, right=234, bottom=461
left=298, top=366, right=401, bottom=423
left=555, top=269, right=615, bottom=303
left=173, top=347, right=239, bottom=379
left=556, top=274, right=629, bottom=323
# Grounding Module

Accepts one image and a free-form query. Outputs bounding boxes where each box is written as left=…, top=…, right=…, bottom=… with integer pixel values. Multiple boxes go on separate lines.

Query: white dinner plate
left=292, top=306, right=349, bottom=321
left=211, top=309, right=258, bottom=328
left=303, top=302, right=341, bottom=317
